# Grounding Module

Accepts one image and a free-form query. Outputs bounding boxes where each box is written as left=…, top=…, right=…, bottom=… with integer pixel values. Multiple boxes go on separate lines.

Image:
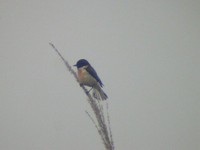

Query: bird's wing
left=86, top=65, right=104, bottom=87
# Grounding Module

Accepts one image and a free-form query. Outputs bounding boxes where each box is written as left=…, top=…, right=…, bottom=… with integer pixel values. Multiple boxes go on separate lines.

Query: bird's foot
left=87, top=87, right=93, bottom=94
left=86, top=91, right=90, bottom=95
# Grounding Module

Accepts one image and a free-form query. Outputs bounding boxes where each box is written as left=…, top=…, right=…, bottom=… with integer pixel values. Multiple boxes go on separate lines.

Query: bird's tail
left=92, top=86, right=108, bottom=100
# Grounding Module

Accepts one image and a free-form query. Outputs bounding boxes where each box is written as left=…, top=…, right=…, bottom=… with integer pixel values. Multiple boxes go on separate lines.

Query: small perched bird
left=74, top=59, right=108, bottom=100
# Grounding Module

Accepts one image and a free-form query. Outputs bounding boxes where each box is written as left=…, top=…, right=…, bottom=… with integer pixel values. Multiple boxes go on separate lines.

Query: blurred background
left=0, top=1, right=199, bottom=150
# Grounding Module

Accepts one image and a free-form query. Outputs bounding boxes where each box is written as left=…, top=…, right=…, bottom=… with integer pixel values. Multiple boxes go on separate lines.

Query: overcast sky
left=0, top=0, right=200, bottom=150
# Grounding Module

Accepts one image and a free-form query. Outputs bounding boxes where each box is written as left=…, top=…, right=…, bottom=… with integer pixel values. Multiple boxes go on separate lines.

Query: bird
left=74, top=59, right=108, bottom=100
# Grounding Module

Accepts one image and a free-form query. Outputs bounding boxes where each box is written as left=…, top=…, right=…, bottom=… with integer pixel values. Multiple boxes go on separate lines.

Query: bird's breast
left=77, top=68, right=97, bottom=87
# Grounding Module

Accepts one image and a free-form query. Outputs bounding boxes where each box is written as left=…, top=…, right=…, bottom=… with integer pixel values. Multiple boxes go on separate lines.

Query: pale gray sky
left=0, top=0, right=200, bottom=150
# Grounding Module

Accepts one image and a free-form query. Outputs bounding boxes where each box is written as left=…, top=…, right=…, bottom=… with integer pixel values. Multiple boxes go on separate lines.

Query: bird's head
left=74, top=59, right=90, bottom=68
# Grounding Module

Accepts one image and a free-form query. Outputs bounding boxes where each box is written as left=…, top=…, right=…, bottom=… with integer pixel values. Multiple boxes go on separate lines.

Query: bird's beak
left=73, top=64, right=77, bottom=67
